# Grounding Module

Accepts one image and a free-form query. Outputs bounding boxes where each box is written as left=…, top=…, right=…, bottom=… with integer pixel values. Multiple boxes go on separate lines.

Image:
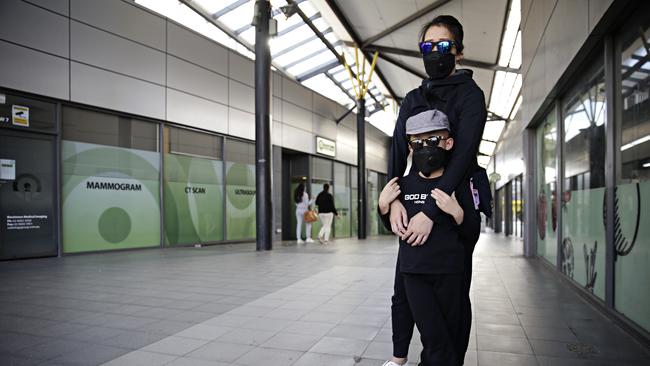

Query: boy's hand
left=403, top=212, right=433, bottom=246
left=431, top=189, right=464, bottom=225
left=379, top=177, right=401, bottom=215
left=389, top=200, right=408, bottom=236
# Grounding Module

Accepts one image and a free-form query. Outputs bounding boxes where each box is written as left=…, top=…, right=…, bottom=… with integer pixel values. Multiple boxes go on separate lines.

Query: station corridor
left=0, top=234, right=647, bottom=366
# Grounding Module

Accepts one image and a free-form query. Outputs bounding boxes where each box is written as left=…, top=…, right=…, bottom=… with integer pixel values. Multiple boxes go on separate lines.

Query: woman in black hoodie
left=383, top=15, right=487, bottom=366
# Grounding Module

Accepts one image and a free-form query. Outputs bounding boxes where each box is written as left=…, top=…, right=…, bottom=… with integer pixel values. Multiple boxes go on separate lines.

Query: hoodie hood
left=420, top=69, right=474, bottom=88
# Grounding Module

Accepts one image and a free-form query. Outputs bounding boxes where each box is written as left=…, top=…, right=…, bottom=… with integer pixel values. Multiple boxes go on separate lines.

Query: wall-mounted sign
left=12, top=105, right=29, bottom=127
left=0, top=159, right=16, bottom=181
left=316, top=136, right=336, bottom=157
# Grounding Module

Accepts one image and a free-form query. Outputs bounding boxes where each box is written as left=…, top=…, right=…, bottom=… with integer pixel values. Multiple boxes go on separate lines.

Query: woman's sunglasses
left=408, top=136, right=448, bottom=150
left=418, top=40, right=455, bottom=55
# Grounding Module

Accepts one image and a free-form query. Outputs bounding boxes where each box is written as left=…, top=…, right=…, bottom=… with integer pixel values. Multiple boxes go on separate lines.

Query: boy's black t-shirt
left=380, top=170, right=479, bottom=274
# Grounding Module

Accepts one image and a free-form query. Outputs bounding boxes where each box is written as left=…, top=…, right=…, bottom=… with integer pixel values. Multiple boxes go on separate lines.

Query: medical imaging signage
left=316, top=136, right=336, bottom=157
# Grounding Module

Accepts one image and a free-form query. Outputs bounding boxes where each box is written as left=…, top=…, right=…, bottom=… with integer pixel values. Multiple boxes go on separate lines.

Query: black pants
left=402, top=272, right=464, bottom=366
left=392, top=254, right=474, bottom=363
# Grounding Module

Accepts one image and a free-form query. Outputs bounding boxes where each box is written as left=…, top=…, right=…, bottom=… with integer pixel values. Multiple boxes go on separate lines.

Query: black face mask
left=423, top=52, right=456, bottom=79
left=412, top=146, right=449, bottom=176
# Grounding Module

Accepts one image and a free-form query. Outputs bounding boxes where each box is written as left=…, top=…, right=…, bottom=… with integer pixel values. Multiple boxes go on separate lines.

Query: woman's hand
left=379, top=177, right=401, bottom=215
left=431, top=189, right=464, bottom=225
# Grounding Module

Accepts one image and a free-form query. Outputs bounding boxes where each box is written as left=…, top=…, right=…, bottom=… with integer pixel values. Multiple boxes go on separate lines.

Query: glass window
left=63, top=107, right=157, bottom=151
left=368, top=171, right=379, bottom=236
left=333, top=162, right=351, bottom=238
left=536, top=112, right=558, bottom=263
left=224, top=139, right=256, bottom=240
left=61, top=106, right=160, bottom=253
left=310, top=157, right=332, bottom=238
left=561, top=59, right=607, bottom=300
left=351, top=166, right=358, bottom=237
left=614, top=18, right=650, bottom=332
left=163, top=127, right=224, bottom=245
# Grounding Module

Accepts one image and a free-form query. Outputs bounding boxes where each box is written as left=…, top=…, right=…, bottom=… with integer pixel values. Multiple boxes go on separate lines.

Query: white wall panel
left=228, top=52, right=254, bottom=87
left=167, top=88, right=228, bottom=134
left=272, top=72, right=282, bottom=98
left=71, top=62, right=164, bottom=119
left=229, top=81, right=255, bottom=113
left=167, top=55, right=228, bottom=104
left=272, top=121, right=282, bottom=146
left=71, top=21, right=165, bottom=84
left=25, top=0, right=69, bottom=16
left=70, top=0, right=165, bottom=51
left=282, top=101, right=312, bottom=131
left=0, top=40, right=69, bottom=100
left=282, top=124, right=313, bottom=154
left=282, top=77, right=312, bottom=109
left=312, top=93, right=339, bottom=120
left=228, top=107, right=255, bottom=141
left=312, top=114, right=337, bottom=141
left=336, top=142, right=357, bottom=166
left=272, top=97, right=283, bottom=122
left=0, top=0, right=68, bottom=57
left=166, top=22, right=228, bottom=77
left=588, top=0, right=613, bottom=32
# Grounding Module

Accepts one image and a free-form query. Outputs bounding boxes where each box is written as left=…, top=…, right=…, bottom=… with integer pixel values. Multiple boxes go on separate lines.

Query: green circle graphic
left=226, top=164, right=255, bottom=210
left=98, top=207, right=132, bottom=243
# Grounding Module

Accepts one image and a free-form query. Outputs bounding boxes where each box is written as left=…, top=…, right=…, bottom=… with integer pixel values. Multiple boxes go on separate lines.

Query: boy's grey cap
left=405, top=109, right=450, bottom=135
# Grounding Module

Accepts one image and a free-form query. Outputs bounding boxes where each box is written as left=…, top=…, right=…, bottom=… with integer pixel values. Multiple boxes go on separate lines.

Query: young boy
left=378, top=109, right=480, bottom=366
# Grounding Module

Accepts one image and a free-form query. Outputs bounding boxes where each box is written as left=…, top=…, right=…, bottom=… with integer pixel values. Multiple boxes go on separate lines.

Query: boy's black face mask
left=412, top=146, right=449, bottom=175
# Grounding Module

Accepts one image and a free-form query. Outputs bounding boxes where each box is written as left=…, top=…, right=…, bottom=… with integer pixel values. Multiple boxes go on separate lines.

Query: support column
left=254, top=0, right=272, bottom=251
left=357, top=98, right=367, bottom=239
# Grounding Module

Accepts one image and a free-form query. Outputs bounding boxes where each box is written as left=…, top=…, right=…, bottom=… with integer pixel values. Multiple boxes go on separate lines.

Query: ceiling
left=134, top=0, right=523, bottom=166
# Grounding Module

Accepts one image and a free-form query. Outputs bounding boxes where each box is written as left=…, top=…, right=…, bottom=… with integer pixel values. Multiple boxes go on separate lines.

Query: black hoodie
left=388, top=70, right=488, bottom=223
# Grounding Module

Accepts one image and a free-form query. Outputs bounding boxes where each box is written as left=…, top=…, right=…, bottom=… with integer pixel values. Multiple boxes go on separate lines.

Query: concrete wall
left=0, top=0, right=390, bottom=173
left=490, top=0, right=613, bottom=186
left=520, top=0, right=613, bottom=127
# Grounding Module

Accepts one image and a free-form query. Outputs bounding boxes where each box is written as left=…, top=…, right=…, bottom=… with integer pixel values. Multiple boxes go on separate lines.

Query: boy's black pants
left=392, top=254, right=474, bottom=363
left=402, top=272, right=463, bottom=366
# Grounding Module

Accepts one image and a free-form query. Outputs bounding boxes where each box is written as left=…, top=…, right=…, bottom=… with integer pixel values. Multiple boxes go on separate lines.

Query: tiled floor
left=1, top=233, right=648, bottom=365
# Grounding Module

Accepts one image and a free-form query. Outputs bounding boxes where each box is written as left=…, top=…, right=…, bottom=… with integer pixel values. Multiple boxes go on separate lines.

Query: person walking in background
left=315, top=183, right=338, bottom=244
left=294, top=183, right=314, bottom=243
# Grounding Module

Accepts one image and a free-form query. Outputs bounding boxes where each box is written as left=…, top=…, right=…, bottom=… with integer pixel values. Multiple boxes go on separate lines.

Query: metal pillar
left=357, top=98, right=367, bottom=239
left=254, top=0, right=272, bottom=251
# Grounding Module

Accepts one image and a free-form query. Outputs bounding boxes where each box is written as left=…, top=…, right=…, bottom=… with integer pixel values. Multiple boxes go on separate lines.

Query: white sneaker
left=382, top=361, right=405, bottom=366
left=297, top=239, right=304, bottom=244
left=305, top=238, right=314, bottom=243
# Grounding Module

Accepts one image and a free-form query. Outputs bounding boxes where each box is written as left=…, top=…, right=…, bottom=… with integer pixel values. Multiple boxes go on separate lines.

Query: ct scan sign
left=316, top=136, right=336, bottom=157
left=12, top=105, right=29, bottom=127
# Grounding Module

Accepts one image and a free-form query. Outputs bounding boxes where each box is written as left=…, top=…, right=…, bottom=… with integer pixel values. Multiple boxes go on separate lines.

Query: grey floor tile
left=309, top=336, right=369, bottom=357
left=165, top=357, right=231, bottom=366
left=477, top=350, right=538, bottom=366
left=477, top=335, right=533, bottom=354
left=261, top=331, right=322, bottom=351
left=174, top=324, right=233, bottom=341
left=216, top=328, right=276, bottom=346
left=99, top=330, right=167, bottom=350
left=100, top=350, right=176, bottom=366
left=291, top=352, right=357, bottom=366
left=185, top=341, right=254, bottom=363
left=141, top=336, right=208, bottom=356
left=234, top=347, right=303, bottom=366
left=327, top=324, right=380, bottom=341
left=51, top=344, right=130, bottom=365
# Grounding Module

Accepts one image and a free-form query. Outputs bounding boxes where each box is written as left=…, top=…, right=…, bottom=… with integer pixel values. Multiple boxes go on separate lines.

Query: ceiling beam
left=362, top=44, right=521, bottom=73
left=361, top=0, right=453, bottom=48
left=179, top=0, right=255, bottom=54
left=296, top=59, right=340, bottom=81
left=273, top=28, right=333, bottom=58
left=212, top=0, right=248, bottom=19
left=377, top=53, right=427, bottom=80
left=325, top=0, right=400, bottom=102
left=325, top=72, right=357, bottom=104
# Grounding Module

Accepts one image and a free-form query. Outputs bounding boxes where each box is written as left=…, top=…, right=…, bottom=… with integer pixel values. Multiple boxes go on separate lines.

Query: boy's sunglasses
left=409, top=136, right=448, bottom=150
left=418, top=40, right=455, bottom=55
